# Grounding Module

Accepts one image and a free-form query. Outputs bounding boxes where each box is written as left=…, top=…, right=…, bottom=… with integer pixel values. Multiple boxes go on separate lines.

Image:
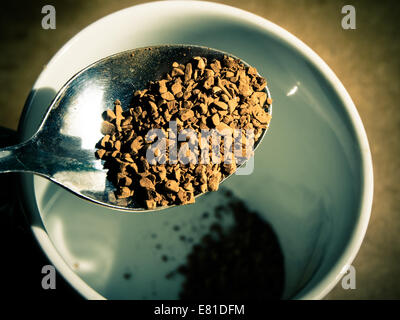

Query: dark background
left=0, top=0, right=399, bottom=299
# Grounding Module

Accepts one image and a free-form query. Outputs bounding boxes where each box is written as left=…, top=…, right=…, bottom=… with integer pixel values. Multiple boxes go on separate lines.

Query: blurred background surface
left=0, top=0, right=399, bottom=299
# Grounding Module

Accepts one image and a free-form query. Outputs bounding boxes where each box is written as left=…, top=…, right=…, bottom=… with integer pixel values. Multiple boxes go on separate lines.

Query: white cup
left=18, top=1, right=373, bottom=299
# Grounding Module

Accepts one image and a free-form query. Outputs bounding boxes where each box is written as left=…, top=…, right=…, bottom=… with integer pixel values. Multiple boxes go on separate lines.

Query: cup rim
left=17, top=0, right=373, bottom=300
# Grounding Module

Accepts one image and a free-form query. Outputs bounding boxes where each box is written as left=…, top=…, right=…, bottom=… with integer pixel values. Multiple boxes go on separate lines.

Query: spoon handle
left=0, top=135, right=101, bottom=181
left=0, top=140, right=37, bottom=174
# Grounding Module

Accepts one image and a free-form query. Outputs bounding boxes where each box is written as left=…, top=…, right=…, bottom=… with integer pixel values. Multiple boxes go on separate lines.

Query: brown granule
left=169, top=190, right=285, bottom=300
left=95, top=55, right=272, bottom=209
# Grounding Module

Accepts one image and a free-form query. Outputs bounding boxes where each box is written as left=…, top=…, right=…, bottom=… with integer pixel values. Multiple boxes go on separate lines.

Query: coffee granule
left=169, top=190, right=285, bottom=300
left=123, top=272, right=132, bottom=280
left=95, top=55, right=272, bottom=209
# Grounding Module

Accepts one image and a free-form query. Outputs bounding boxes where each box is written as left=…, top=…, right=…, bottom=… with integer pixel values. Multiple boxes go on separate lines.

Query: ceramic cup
left=18, top=1, right=373, bottom=299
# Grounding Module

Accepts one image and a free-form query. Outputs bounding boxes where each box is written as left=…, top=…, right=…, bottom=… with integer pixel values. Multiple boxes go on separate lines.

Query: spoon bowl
left=0, top=45, right=271, bottom=212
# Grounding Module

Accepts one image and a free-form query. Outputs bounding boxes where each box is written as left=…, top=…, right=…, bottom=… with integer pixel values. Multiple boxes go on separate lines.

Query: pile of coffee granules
left=95, top=55, right=272, bottom=209
left=169, top=190, right=285, bottom=300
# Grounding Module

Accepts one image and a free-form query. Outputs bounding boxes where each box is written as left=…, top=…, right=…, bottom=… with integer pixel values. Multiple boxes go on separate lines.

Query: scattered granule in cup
left=95, top=55, right=272, bottom=209
left=166, top=189, right=285, bottom=300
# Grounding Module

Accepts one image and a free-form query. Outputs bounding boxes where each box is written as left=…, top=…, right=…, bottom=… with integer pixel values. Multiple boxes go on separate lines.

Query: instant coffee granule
left=95, top=55, right=272, bottom=209
left=166, top=189, right=285, bottom=300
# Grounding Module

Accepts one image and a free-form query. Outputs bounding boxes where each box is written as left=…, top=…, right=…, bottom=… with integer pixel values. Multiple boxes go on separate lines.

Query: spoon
left=0, top=45, right=272, bottom=212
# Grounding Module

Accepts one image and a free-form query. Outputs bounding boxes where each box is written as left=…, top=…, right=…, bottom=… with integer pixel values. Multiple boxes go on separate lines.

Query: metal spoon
left=0, top=45, right=272, bottom=212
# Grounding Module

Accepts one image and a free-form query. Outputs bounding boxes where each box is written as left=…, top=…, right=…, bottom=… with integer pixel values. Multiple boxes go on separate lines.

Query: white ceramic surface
left=18, top=1, right=373, bottom=300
